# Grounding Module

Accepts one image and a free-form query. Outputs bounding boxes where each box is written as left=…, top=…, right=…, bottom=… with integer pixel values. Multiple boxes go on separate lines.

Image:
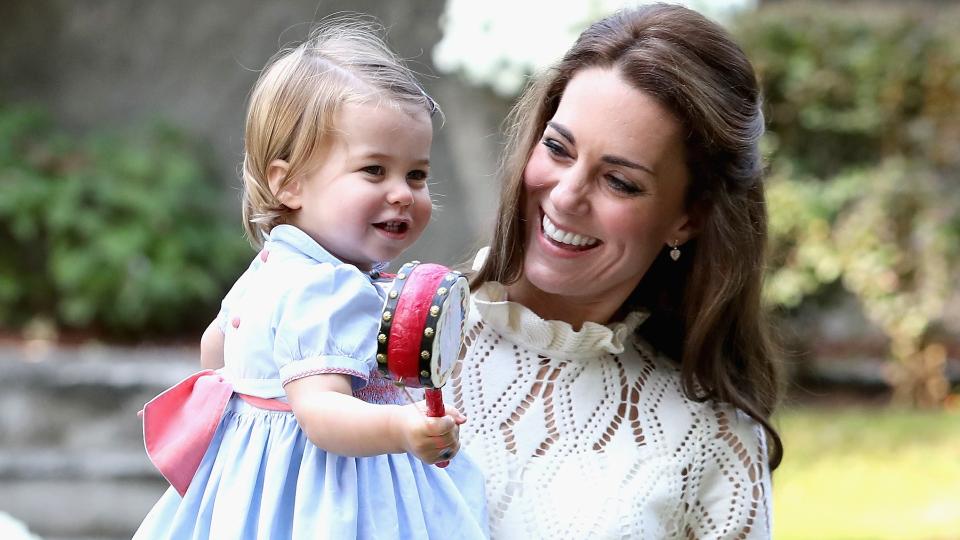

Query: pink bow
left=139, top=370, right=233, bottom=496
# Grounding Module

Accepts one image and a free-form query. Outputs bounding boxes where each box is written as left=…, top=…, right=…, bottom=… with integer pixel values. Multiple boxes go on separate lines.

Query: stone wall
left=0, top=345, right=195, bottom=539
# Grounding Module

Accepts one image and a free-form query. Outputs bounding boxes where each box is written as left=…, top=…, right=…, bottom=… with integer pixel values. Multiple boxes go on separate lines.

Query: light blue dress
left=134, top=225, right=488, bottom=539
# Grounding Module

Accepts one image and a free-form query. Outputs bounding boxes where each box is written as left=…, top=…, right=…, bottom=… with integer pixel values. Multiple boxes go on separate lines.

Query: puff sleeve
left=214, top=258, right=260, bottom=332
left=274, top=263, right=383, bottom=391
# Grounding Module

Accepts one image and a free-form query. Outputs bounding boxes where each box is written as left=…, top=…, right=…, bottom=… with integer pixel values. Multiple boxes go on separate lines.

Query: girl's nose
left=548, top=169, right=590, bottom=216
left=386, top=180, right=414, bottom=207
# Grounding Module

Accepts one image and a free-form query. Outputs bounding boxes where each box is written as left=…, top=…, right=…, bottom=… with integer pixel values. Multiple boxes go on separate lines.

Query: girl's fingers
left=444, top=405, right=467, bottom=424
left=424, top=415, right=456, bottom=436
left=432, top=427, right=458, bottom=449
left=404, top=402, right=464, bottom=464
left=435, top=441, right=459, bottom=463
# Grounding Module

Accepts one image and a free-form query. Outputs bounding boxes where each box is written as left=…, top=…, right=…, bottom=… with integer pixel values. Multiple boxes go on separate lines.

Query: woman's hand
left=391, top=402, right=466, bottom=464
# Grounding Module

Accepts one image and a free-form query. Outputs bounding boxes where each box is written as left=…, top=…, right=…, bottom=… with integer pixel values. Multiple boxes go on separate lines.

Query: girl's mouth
left=373, top=220, right=410, bottom=236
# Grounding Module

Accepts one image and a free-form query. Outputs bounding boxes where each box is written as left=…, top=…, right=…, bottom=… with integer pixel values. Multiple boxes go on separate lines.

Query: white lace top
left=444, top=281, right=773, bottom=539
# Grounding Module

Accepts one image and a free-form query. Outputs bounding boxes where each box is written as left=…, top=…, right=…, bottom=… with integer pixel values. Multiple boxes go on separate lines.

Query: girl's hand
left=392, top=402, right=466, bottom=464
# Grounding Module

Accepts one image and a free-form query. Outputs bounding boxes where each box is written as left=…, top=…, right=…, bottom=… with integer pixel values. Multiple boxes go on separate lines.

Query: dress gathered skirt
left=134, top=397, right=489, bottom=540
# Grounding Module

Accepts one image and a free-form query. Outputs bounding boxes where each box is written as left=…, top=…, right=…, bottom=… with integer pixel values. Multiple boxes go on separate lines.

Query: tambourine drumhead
left=430, top=276, right=469, bottom=387
left=376, top=262, right=469, bottom=389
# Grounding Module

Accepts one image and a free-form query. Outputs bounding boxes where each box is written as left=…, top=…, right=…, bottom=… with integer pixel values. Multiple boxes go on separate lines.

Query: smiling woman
left=445, top=4, right=782, bottom=539
left=512, top=67, right=694, bottom=328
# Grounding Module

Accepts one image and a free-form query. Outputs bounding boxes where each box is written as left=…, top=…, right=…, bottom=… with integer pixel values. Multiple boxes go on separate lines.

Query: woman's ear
left=267, top=159, right=302, bottom=210
left=667, top=199, right=706, bottom=247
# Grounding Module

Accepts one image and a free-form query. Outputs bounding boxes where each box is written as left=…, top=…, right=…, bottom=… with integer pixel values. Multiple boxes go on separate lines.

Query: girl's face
left=512, top=67, right=695, bottom=323
left=278, top=101, right=433, bottom=270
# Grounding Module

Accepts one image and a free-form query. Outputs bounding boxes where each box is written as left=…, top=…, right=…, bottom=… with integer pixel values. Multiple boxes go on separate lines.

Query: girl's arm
left=200, top=321, right=226, bottom=370
left=285, top=374, right=465, bottom=463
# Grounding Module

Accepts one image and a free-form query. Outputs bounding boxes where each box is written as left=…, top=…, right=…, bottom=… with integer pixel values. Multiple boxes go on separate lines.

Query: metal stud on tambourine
left=376, top=261, right=469, bottom=467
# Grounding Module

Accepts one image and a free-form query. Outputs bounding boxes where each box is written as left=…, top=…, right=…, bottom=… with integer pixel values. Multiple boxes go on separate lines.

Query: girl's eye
left=606, top=175, right=642, bottom=195
left=407, top=169, right=428, bottom=182
left=361, top=165, right=385, bottom=176
left=542, top=138, right=569, bottom=158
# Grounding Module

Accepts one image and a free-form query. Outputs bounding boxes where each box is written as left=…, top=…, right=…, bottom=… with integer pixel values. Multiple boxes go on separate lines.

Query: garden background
left=1, top=0, right=958, bottom=538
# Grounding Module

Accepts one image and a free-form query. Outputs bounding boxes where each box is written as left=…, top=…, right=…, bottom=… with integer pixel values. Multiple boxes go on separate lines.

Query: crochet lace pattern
left=446, top=282, right=772, bottom=539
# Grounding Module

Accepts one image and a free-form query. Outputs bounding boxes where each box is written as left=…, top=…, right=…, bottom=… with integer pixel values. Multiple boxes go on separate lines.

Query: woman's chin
left=518, top=264, right=590, bottom=298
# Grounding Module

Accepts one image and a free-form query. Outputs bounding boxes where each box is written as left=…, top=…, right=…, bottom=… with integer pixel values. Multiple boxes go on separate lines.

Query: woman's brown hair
left=473, top=3, right=783, bottom=469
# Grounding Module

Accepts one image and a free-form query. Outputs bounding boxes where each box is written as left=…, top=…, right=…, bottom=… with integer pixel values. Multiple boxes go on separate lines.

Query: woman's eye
left=407, top=169, right=428, bottom=182
left=542, top=138, right=569, bottom=158
left=361, top=165, right=385, bottom=176
left=606, top=175, right=642, bottom=195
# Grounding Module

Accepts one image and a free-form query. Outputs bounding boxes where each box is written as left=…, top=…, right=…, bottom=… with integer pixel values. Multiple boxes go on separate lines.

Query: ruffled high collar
left=472, top=281, right=649, bottom=359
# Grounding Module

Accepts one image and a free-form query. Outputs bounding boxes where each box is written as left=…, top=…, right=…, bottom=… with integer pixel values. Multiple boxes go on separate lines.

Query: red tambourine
left=376, top=261, right=469, bottom=467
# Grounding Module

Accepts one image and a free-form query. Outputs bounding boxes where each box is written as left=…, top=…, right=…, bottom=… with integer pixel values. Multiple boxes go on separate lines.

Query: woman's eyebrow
left=547, top=121, right=656, bottom=177
left=602, top=154, right=656, bottom=177
left=546, top=121, right=576, bottom=144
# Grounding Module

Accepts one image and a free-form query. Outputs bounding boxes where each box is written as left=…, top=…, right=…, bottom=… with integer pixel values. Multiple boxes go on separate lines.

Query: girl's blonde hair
left=241, top=16, right=440, bottom=247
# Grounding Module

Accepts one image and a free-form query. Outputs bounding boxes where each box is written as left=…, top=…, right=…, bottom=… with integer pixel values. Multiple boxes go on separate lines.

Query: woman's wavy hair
left=240, top=15, right=440, bottom=248
left=472, top=3, right=783, bottom=468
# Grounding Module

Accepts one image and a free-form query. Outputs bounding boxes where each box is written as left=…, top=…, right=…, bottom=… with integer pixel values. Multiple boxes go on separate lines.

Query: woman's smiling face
left=514, top=66, right=696, bottom=323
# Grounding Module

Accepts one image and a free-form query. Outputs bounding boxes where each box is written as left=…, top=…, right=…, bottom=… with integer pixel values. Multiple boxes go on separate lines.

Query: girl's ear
left=267, top=159, right=302, bottom=210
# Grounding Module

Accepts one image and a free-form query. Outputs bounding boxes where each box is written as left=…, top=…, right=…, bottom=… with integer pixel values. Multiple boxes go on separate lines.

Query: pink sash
left=139, top=370, right=291, bottom=496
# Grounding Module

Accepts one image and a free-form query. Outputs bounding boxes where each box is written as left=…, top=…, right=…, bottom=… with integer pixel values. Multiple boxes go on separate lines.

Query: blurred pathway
left=0, top=343, right=196, bottom=540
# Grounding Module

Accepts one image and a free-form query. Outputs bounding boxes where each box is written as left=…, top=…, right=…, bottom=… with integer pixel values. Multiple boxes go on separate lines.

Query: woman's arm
left=686, top=409, right=773, bottom=539
left=285, top=374, right=465, bottom=463
left=199, top=321, right=226, bottom=370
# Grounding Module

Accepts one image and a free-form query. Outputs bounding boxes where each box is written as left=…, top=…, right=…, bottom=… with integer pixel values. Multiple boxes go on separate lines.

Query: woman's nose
left=549, top=169, right=590, bottom=215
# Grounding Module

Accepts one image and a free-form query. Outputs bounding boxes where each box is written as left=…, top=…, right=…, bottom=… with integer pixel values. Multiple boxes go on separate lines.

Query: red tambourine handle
left=425, top=387, right=449, bottom=468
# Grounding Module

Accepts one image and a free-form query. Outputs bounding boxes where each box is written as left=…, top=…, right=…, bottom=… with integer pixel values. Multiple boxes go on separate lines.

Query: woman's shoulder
left=628, top=338, right=766, bottom=444
left=635, top=341, right=774, bottom=536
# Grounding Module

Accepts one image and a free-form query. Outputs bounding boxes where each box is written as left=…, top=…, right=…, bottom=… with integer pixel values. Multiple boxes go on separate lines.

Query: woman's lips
left=539, top=210, right=600, bottom=252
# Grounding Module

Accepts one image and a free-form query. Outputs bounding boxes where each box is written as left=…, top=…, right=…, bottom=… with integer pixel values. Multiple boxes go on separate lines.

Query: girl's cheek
left=413, top=191, right=432, bottom=222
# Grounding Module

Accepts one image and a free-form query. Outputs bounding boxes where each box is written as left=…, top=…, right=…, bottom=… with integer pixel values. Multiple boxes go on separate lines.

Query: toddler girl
left=134, top=17, right=488, bottom=540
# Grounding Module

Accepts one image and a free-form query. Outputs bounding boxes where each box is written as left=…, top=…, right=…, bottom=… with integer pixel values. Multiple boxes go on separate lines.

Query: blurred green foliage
left=736, top=3, right=960, bottom=406
left=0, top=104, right=249, bottom=340
left=740, top=3, right=960, bottom=176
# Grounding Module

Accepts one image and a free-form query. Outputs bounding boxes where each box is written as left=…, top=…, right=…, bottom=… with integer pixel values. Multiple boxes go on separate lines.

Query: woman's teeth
left=542, top=214, right=598, bottom=247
